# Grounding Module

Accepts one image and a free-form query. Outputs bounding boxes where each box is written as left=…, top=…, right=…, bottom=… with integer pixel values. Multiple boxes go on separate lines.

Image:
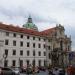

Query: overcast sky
left=0, top=0, right=75, bottom=50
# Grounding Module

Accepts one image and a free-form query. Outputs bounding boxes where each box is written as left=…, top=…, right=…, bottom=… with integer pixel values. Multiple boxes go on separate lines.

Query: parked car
left=38, top=66, right=46, bottom=71
left=59, top=69, right=65, bottom=75
left=26, top=67, right=33, bottom=74
left=20, top=66, right=27, bottom=73
left=0, top=67, right=15, bottom=75
left=12, top=67, right=20, bottom=75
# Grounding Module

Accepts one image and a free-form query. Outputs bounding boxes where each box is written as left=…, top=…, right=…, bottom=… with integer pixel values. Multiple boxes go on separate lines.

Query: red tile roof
left=0, top=23, right=55, bottom=37
left=41, top=27, right=56, bottom=36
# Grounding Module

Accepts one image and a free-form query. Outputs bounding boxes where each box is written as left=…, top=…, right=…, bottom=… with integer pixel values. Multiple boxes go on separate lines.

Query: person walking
left=66, top=65, right=75, bottom=75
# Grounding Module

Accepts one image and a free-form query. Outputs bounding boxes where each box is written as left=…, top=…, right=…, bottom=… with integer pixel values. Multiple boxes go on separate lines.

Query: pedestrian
left=66, top=65, right=74, bottom=75
left=52, top=67, right=59, bottom=75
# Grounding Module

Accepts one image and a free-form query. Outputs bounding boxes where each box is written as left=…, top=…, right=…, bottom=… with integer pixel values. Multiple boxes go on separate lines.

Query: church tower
left=23, top=15, right=38, bottom=31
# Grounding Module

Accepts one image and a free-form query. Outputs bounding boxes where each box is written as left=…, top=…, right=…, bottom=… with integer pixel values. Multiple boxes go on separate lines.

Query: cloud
left=0, top=0, right=75, bottom=50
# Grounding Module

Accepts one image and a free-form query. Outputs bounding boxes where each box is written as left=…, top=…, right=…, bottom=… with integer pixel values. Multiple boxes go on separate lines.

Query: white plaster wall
left=0, top=29, right=46, bottom=67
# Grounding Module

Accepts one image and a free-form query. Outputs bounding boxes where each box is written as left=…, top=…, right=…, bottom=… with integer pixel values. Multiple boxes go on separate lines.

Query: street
left=20, top=70, right=68, bottom=75
left=20, top=71, right=48, bottom=75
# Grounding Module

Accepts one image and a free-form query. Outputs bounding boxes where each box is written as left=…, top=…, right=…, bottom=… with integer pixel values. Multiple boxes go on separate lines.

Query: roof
left=23, top=15, right=38, bottom=31
left=23, top=23, right=38, bottom=31
left=0, top=23, right=55, bottom=37
left=41, top=27, right=56, bottom=36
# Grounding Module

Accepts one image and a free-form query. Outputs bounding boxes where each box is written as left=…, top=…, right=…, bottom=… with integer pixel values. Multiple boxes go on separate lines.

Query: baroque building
left=0, top=16, right=71, bottom=68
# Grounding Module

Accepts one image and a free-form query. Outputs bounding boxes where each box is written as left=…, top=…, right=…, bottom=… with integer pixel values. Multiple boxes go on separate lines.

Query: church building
left=0, top=16, right=71, bottom=68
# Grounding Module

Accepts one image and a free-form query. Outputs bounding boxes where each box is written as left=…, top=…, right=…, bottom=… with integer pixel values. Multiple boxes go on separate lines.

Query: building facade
left=0, top=16, right=71, bottom=68
left=68, top=51, right=75, bottom=66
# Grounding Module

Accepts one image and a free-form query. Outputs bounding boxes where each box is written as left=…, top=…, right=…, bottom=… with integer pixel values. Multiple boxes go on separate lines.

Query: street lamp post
left=33, top=50, right=35, bottom=75
left=3, top=53, right=7, bottom=67
left=0, top=40, right=4, bottom=67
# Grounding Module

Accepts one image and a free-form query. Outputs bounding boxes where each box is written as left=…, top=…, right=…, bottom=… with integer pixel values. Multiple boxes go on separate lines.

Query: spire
left=29, top=15, right=31, bottom=18
left=27, top=15, right=33, bottom=23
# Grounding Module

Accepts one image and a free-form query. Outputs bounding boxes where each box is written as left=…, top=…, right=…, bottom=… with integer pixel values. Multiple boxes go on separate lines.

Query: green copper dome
left=23, top=16, right=38, bottom=31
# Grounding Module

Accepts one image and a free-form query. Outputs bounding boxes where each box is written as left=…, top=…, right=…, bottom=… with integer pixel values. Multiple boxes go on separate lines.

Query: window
left=44, top=60, right=46, bottom=67
left=48, top=46, right=50, bottom=50
left=68, top=45, right=70, bottom=51
left=13, top=50, right=16, bottom=55
left=27, top=42, right=30, bottom=47
left=20, top=35, right=23, bottom=38
left=43, top=44, right=45, bottom=48
left=60, top=40, right=63, bottom=50
left=32, top=59, right=35, bottom=66
left=20, top=60, right=23, bottom=67
left=13, top=33, right=16, bottom=37
left=12, top=60, right=16, bottom=66
left=44, top=51, right=46, bottom=56
left=5, top=49, right=8, bottom=55
left=6, top=32, right=9, bottom=36
left=26, top=60, right=29, bottom=66
left=20, top=50, right=23, bottom=56
left=44, top=39, right=46, bottom=41
left=48, top=39, right=50, bottom=42
left=38, top=51, right=41, bottom=56
left=38, top=38, right=41, bottom=41
left=28, top=24, right=29, bottom=26
left=38, top=43, right=41, bottom=48
left=13, top=40, right=16, bottom=46
left=20, top=41, right=23, bottom=47
left=33, top=37, right=35, bottom=40
left=27, top=36, right=30, bottom=39
left=49, top=53, right=51, bottom=59
left=38, top=60, right=41, bottom=66
left=33, top=43, right=35, bottom=48
left=27, top=50, right=30, bottom=56
left=33, top=50, right=35, bottom=56
left=5, top=40, right=9, bottom=45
